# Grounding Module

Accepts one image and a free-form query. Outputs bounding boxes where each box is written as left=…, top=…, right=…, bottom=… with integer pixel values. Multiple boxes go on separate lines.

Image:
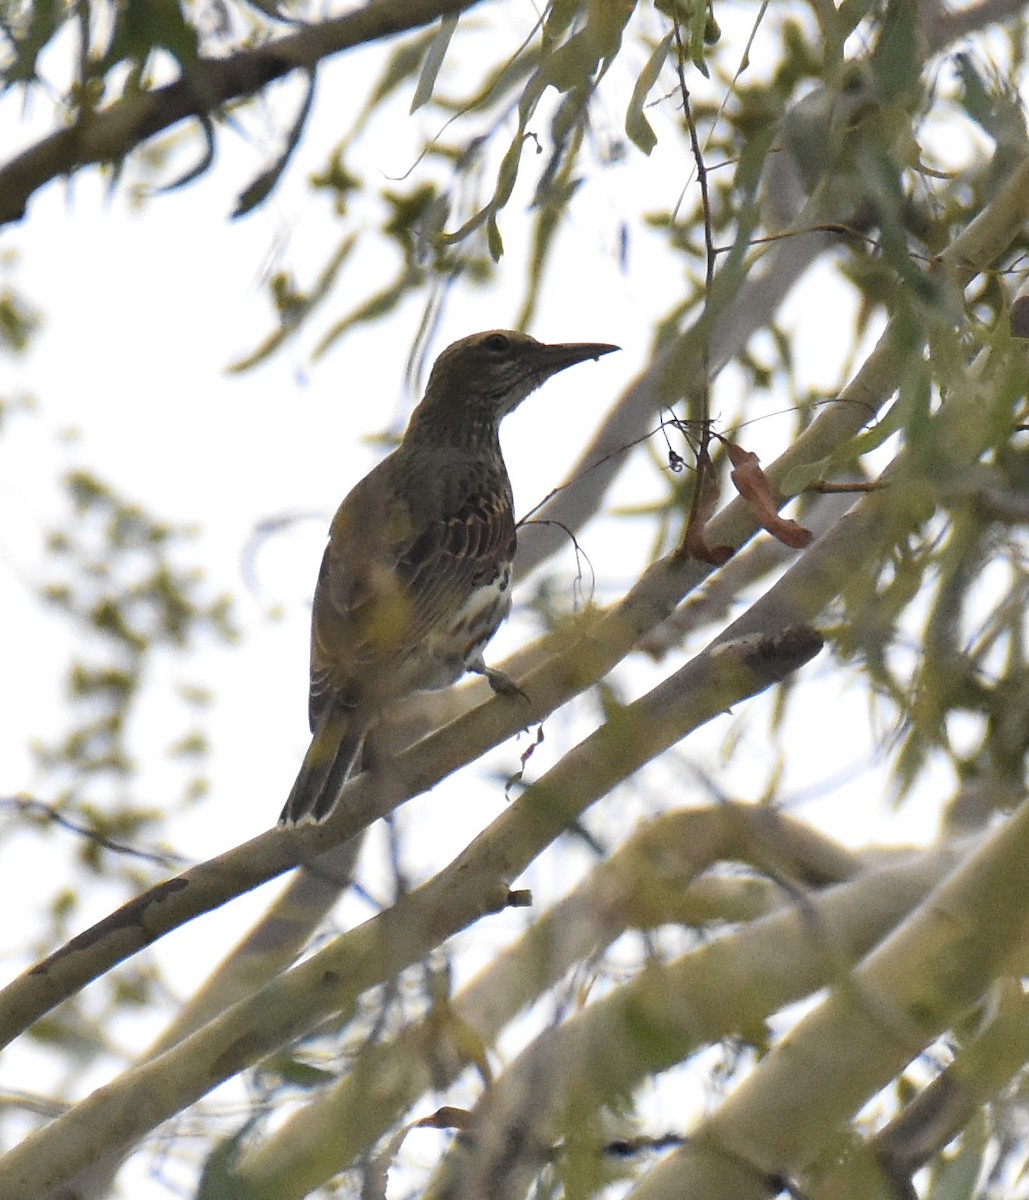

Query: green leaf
left=411, top=12, right=459, bottom=113
left=98, top=0, right=199, bottom=75
left=312, top=265, right=422, bottom=359
left=687, top=0, right=710, bottom=75
left=232, top=69, right=317, bottom=218
left=227, top=234, right=356, bottom=372
left=196, top=1120, right=257, bottom=1200
left=360, top=27, right=439, bottom=119
left=625, top=33, right=672, bottom=155
left=779, top=456, right=834, bottom=497
left=955, top=51, right=1028, bottom=149
left=486, top=214, right=504, bottom=261
left=494, top=132, right=528, bottom=211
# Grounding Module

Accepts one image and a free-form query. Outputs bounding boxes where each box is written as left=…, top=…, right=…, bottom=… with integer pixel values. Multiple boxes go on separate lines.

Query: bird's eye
left=482, top=333, right=511, bottom=354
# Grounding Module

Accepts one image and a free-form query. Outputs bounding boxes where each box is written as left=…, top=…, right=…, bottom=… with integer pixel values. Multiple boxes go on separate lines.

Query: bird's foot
left=472, top=661, right=529, bottom=702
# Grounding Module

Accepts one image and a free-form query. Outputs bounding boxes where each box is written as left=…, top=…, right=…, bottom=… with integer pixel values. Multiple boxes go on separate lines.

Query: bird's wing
left=395, top=480, right=515, bottom=632
left=307, top=462, right=514, bottom=727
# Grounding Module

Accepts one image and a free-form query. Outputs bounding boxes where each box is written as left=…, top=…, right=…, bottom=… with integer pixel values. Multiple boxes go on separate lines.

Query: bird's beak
left=534, top=341, right=621, bottom=377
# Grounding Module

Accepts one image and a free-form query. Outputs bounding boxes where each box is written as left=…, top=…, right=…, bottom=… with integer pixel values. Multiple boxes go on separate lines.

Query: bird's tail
left=279, top=707, right=366, bottom=824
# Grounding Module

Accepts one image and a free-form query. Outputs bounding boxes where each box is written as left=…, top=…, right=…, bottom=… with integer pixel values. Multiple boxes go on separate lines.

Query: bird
left=279, top=329, right=619, bottom=824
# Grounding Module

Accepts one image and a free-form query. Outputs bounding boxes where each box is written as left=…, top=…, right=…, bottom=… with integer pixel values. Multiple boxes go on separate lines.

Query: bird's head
left=414, top=330, right=619, bottom=441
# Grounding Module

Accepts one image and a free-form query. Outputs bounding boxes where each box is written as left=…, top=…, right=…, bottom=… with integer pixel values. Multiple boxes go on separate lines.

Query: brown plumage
left=280, top=329, right=619, bottom=824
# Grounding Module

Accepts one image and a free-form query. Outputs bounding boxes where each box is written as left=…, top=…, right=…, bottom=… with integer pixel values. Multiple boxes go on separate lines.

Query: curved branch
left=424, top=838, right=974, bottom=1200
left=626, top=799, right=1029, bottom=1200
left=0, top=0, right=485, bottom=226
left=0, top=627, right=825, bottom=1200
left=232, top=806, right=864, bottom=1197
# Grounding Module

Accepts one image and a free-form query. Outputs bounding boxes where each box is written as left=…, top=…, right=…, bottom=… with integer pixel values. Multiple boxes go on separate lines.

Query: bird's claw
left=477, top=664, right=529, bottom=702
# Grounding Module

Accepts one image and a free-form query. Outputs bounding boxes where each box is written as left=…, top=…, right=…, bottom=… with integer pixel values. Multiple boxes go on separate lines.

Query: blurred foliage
left=0, top=265, right=41, bottom=427
left=0, top=284, right=40, bottom=353
left=2, top=464, right=237, bottom=1074
left=0, top=250, right=239, bottom=1099
left=36, top=469, right=236, bottom=832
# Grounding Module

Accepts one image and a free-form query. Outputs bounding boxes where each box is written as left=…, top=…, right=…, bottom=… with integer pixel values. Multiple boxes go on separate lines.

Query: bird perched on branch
left=280, top=329, right=619, bottom=824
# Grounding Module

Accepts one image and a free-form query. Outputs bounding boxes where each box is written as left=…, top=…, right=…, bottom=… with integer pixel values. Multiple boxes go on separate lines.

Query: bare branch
left=0, top=0, right=485, bottom=227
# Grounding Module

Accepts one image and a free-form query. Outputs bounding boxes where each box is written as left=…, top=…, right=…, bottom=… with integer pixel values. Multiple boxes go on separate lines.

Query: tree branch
left=230, top=806, right=864, bottom=1198
left=0, top=628, right=825, bottom=1200
left=626, top=798, right=1029, bottom=1200
left=0, top=0, right=486, bottom=226
left=423, top=840, right=973, bottom=1200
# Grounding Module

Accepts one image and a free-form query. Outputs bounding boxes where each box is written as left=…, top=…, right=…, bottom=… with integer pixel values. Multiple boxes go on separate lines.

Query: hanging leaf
left=411, top=13, right=460, bottom=113
left=486, top=214, right=504, bottom=261
left=156, top=112, right=215, bottom=193
left=625, top=33, right=672, bottom=155
left=227, top=234, right=356, bottom=373
left=722, top=439, right=813, bottom=549
left=232, top=70, right=317, bottom=218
